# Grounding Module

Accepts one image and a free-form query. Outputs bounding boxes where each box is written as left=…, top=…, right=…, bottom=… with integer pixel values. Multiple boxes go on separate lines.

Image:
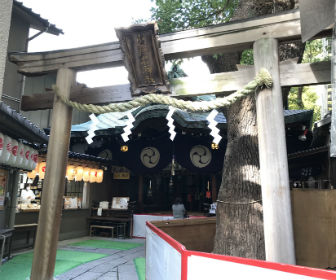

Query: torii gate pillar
left=254, top=38, right=296, bottom=264
left=30, top=68, right=75, bottom=280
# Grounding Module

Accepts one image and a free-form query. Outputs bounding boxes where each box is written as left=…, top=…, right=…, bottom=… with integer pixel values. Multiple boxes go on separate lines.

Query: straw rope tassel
left=53, top=68, right=272, bottom=113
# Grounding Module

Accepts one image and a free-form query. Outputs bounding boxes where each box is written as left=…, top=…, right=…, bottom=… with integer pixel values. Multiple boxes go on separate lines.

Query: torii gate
left=9, top=9, right=332, bottom=280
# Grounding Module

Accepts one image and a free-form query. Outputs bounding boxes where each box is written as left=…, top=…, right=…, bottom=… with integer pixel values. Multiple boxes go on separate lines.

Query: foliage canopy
left=150, top=1, right=329, bottom=124
left=150, top=0, right=237, bottom=33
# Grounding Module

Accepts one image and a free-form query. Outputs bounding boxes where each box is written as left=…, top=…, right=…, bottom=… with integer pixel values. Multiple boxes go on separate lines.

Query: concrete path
left=55, top=237, right=145, bottom=280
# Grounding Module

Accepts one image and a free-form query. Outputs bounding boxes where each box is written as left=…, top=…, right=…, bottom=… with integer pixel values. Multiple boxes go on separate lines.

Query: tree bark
left=213, top=96, right=265, bottom=259
left=297, top=86, right=304, bottom=109
left=210, top=0, right=300, bottom=259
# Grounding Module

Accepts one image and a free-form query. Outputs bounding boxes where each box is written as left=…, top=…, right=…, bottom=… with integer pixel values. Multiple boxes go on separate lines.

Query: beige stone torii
left=9, top=9, right=332, bottom=280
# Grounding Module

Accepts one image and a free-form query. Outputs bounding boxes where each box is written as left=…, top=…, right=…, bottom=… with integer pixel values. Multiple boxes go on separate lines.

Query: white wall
left=2, top=13, right=30, bottom=111
left=0, top=0, right=13, bottom=99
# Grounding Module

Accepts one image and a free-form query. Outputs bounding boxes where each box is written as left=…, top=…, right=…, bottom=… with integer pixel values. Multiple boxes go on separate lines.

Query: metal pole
left=8, top=170, right=20, bottom=228
left=82, top=182, right=91, bottom=209
left=254, top=38, right=296, bottom=264
left=330, top=2, right=336, bottom=158
left=30, top=68, right=75, bottom=280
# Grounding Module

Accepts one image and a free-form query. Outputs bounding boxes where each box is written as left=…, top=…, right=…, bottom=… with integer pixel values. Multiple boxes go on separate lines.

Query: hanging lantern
left=66, top=165, right=76, bottom=181
left=15, top=142, right=25, bottom=168
left=39, top=161, right=47, bottom=180
left=211, top=142, right=219, bottom=150
left=26, top=147, right=35, bottom=170
left=27, top=169, right=36, bottom=179
left=1, top=135, right=12, bottom=165
left=89, top=168, right=97, bottom=183
left=0, top=133, right=4, bottom=159
left=8, top=139, right=18, bottom=167
left=22, top=145, right=30, bottom=170
left=75, top=166, right=84, bottom=181
left=96, top=169, right=104, bottom=183
left=120, top=145, right=128, bottom=152
left=29, top=149, right=38, bottom=170
left=83, top=167, right=91, bottom=182
left=0, top=135, right=14, bottom=165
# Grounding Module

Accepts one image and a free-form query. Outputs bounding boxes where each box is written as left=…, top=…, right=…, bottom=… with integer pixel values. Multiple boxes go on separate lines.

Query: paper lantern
left=89, top=169, right=97, bottom=183
left=27, top=147, right=36, bottom=170
left=0, top=135, right=12, bottom=165
left=29, top=149, right=38, bottom=170
left=75, top=166, right=84, bottom=181
left=66, top=165, right=76, bottom=181
left=0, top=133, right=4, bottom=159
left=8, top=139, right=18, bottom=167
left=96, top=169, right=104, bottom=183
left=39, top=162, right=47, bottom=180
left=22, top=145, right=31, bottom=170
left=83, top=167, right=91, bottom=182
left=15, top=142, right=25, bottom=168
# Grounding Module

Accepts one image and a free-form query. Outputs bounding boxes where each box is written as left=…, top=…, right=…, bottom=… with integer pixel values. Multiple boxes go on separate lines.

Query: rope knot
left=255, top=68, right=273, bottom=89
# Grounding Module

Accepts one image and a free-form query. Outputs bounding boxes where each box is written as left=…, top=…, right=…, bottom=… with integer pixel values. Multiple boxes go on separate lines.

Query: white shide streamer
left=206, top=109, right=221, bottom=144
left=166, top=106, right=176, bottom=141
left=85, top=114, right=99, bottom=144
left=121, top=111, right=135, bottom=142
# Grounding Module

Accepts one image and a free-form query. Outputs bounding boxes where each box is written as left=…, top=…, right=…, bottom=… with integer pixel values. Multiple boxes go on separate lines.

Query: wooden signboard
left=115, top=23, right=170, bottom=96
left=113, top=172, right=130, bottom=180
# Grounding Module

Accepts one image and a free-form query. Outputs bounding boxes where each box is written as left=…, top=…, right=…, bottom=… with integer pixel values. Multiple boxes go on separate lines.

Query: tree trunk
left=209, top=0, right=300, bottom=259
left=213, top=96, right=265, bottom=259
left=297, top=86, right=304, bottom=109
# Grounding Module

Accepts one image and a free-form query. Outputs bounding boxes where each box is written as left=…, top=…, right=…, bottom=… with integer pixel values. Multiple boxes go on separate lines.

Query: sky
left=20, top=0, right=210, bottom=87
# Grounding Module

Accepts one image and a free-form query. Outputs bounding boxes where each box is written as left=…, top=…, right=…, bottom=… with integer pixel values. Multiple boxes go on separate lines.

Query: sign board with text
left=116, top=23, right=170, bottom=96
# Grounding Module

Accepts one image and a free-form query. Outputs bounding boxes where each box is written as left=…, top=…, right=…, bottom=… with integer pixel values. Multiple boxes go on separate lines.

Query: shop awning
left=39, top=150, right=110, bottom=164
left=0, top=102, right=48, bottom=144
left=13, top=1, right=63, bottom=35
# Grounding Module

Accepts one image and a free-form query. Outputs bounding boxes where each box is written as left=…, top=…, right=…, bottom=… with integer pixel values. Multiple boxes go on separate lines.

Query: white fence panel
left=187, top=255, right=335, bottom=280
left=146, top=225, right=181, bottom=280
left=133, top=214, right=174, bottom=237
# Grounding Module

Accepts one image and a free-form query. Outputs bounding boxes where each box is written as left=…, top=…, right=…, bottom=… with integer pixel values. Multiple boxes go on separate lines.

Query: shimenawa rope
left=53, top=68, right=272, bottom=113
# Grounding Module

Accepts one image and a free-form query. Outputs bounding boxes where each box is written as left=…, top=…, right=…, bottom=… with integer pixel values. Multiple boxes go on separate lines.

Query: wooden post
left=138, top=175, right=144, bottom=210
left=30, top=68, right=75, bottom=280
left=253, top=38, right=295, bottom=264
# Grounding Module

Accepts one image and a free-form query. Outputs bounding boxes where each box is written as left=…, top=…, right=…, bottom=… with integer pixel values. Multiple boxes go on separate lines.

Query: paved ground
left=18, top=236, right=146, bottom=280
